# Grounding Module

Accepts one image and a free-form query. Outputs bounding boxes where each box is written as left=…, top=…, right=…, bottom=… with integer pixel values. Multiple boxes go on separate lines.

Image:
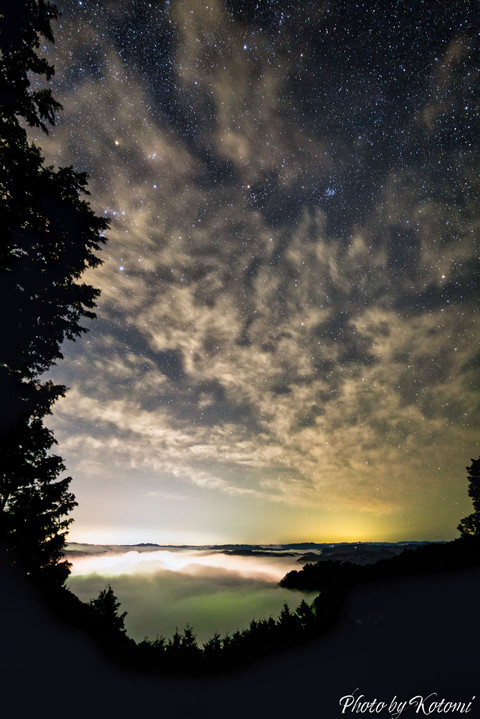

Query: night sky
left=34, top=0, right=479, bottom=544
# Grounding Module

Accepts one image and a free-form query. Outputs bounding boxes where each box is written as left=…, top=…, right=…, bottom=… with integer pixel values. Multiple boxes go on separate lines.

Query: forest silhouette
left=1, top=1, right=479, bottom=677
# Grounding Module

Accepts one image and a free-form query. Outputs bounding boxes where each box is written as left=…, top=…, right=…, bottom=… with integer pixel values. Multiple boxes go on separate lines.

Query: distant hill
left=296, top=542, right=438, bottom=566
left=280, top=537, right=480, bottom=591
left=65, top=540, right=440, bottom=563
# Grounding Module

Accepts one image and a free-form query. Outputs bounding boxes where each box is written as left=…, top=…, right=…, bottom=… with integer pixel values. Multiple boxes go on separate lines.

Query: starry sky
left=34, top=0, right=479, bottom=544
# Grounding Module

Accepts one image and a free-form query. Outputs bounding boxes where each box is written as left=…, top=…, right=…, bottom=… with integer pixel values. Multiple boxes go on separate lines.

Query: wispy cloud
left=36, top=0, right=479, bottom=541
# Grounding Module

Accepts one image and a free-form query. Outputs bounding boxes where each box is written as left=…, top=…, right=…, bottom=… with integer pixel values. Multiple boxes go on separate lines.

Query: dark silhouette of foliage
left=165, top=625, right=202, bottom=671
left=280, top=536, right=480, bottom=592
left=0, top=0, right=61, bottom=130
left=89, top=585, right=127, bottom=634
left=134, top=597, right=322, bottom=675
left=43, top=528, right=480, bottom=675
left=37, top=579, right=137, bottom=668
left=201, top=631, right=223, bottom=671
left=278, top=601, right=300, bottom=637
left=0, top=414, right=76, bottom=584
left=295, top=597, right=316, bottom=630
left=279, top=558, right=361, bottom=591
left=458, top=457, right=480, bottom=537
left=0, top=1, right=107, bottom=584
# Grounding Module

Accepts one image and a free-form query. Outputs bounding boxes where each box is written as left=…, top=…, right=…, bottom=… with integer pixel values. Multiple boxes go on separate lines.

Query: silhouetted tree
left=0, top=1, right=61, bottom=130
left=278, top=602, right=301, bottom=638
left=179, top=625, right=202, bottom=668
left=295, top=598, right=315, bottom=630
left=0, top=1, right=107, bottom=583
left=0, top=413, right=76, bottom=582
left=89, top=585, right=127, bottom=633
left=458, top=458, right=480, bottom=537
left=203, top=631, right=222, bottom=666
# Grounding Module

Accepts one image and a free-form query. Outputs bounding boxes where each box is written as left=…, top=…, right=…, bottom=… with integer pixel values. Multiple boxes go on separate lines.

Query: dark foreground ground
left=1, top=550, right=479, bottom=719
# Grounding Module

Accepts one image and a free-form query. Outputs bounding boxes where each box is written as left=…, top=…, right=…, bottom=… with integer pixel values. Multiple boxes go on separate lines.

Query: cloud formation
left=37, top=0, right=479, bottom=542
left=67, top=548, right=315, bottom=642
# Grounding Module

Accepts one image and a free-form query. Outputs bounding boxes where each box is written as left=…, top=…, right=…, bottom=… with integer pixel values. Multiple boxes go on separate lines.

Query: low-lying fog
left=67, top=547, right=317, bottom=644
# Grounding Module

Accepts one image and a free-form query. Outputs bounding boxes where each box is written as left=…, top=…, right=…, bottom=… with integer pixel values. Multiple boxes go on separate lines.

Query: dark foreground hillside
left=1, top=546, right=479, bottom=719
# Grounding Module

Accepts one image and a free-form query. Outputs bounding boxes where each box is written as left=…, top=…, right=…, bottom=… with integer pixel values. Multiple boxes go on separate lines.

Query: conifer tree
left=0, top=1, right=108, bottom=583
left=89, top=586, right=127, bottom=633
left=458, top=458, right=480, bottom=538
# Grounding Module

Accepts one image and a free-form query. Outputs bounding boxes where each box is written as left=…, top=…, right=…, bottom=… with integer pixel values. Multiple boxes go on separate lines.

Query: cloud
left=67, top=549, right=315, bottom=642
left=34, top=0, right=480, bottom=540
